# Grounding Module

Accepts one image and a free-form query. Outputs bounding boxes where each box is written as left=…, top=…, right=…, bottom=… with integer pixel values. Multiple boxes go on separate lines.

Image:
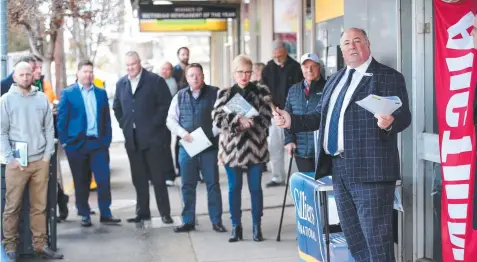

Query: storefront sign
left=434, top=1, right=477, bottom=261
left=138, top=3, right=237, bottom=20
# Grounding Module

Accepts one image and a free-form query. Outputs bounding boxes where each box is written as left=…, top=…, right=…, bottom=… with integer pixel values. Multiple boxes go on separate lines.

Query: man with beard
left=1, top=55, right=37, bottom=96
left=173, top=47, right=190, bottom=90
left=1, top=62, right=64, bottom=261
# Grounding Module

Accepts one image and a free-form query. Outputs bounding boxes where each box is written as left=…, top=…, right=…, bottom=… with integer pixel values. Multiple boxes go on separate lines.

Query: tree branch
left=19, top=21, right=45, bottom=60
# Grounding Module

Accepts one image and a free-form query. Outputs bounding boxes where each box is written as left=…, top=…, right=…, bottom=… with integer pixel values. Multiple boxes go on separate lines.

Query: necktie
left=327, top=69, right=356, bottom=155
left=304, top=87, right=309, bottom=96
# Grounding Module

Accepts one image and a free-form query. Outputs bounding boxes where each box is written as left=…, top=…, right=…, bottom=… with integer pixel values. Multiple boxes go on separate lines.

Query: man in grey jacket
left=1, top=62, right=63, bottom=261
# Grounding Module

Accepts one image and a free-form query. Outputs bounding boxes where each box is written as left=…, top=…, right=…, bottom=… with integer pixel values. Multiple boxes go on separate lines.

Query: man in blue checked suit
left=274, top=28, right=411, bottom=262
left=57, top=60, right=121, bottom=227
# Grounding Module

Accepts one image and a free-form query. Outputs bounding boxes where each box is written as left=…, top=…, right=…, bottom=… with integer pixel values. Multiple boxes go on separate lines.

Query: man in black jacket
left=113, top=51, right=174, bottom=224
left=261, top=40, right=303, bottom=187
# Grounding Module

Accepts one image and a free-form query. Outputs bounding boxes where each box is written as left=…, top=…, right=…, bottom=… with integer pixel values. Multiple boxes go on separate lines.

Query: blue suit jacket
left=57, top=84, right=112, bottom=152
left=290, top=58, right=412, bottom=182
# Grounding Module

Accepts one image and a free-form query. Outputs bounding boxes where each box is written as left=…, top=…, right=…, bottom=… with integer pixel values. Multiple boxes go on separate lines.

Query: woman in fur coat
left=212, top=55, right=273, bottom=243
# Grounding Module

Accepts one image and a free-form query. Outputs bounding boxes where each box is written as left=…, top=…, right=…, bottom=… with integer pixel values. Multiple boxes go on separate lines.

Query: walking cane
left=276, top=149, right=294, bottom=242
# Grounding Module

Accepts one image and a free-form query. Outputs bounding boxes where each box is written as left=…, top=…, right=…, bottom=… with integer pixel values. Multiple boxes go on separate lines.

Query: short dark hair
left=185, top=63, right=203, bottom=74
left=77, top=60, right=94, bottom=71
left=15, top=55, right=36, bottom=65
left=177, top=47, right=189, bottom=56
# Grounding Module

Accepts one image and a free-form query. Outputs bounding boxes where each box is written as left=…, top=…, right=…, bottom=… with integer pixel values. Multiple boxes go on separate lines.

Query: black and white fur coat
left=212, top=83, right=273, bottom=167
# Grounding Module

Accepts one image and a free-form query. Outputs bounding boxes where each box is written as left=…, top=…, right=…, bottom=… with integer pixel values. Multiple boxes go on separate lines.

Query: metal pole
left=0, top=0, right=7, bottom=78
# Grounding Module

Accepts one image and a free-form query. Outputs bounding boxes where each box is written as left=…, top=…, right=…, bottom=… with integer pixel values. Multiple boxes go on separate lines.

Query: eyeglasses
left=235, top=71, right=252, bottom=76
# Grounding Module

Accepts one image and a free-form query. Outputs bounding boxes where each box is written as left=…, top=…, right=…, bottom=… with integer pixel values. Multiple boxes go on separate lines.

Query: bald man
left=160, top=61, right=178, bottom=97
left=274, top=28, right=411, bottom=261
left=1, top=62, right=63, bottom=260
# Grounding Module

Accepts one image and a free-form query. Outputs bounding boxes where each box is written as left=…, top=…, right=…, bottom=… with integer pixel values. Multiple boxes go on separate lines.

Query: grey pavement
left=36, top=142, right=301, bottom=262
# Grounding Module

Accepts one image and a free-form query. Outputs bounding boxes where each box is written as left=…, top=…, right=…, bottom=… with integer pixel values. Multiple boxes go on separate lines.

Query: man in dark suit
left=57, top=60, right=121, bottom=227
left=274, top=28, right=411, bottom=262
left=113, top=51, right=174, bottom=224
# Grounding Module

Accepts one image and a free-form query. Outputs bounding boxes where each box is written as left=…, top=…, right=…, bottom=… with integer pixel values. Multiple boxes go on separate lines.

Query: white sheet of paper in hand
left=179, top=127, right=213, bottom=158
left=355, top=94, right=402, bottom=115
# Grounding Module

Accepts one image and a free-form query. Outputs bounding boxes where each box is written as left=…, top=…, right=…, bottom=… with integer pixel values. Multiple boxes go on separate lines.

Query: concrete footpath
left=27, top=143, right=301, bottom=262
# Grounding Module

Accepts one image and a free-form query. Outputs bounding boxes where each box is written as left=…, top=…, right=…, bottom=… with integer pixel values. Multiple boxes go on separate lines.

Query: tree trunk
left=43, top=59, right=52, bottom=84
left=54, top=26, right=67, bottom=95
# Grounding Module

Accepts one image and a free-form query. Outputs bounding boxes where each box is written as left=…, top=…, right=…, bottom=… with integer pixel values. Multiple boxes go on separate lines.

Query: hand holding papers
left=355, top=94, right=402, bottom=115
left=179, top=127, right=212, bottom=158
left=223, top=93, right=259, bottom=118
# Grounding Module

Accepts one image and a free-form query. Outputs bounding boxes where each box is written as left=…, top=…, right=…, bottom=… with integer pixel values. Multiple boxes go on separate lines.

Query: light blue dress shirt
left=78, top=83, right=98, bottom=137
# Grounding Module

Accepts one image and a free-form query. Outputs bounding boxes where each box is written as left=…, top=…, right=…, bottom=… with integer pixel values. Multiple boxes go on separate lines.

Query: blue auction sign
left=290, top=172, right=325, bottom=262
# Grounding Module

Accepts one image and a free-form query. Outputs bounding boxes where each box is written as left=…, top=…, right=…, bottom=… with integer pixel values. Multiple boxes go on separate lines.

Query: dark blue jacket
left=1, top=73, right=14, bottom=96
left=113, top=69, right=172, bottom=150
left=57, top=84, right=112, bottom=152
left=284, top=78, right=325, bottom=158
left=178, top=85, right=219, bottom=148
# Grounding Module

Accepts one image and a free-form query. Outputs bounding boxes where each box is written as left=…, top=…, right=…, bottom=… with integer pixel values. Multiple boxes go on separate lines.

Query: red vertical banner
left=434, top=0, right=477, bottom=261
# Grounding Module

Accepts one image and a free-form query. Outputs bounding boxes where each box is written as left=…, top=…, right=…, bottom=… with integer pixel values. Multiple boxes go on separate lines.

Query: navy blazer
left=113, top=69, right=172, bottom=150
left=57, top=84, right=112, bottom=152
left=290, top=58, right=411, bottom=182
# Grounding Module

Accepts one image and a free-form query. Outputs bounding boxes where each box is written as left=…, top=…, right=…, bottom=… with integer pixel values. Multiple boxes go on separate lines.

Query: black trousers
left=126, top=135, right=171, bottom=218
left=295, top=156, right=315, bottom=173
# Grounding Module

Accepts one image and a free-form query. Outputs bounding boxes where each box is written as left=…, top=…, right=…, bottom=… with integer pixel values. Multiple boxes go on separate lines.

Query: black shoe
left=126, top=216, right=151, bottom=223
left=253, top=224, right=264, bottom=242
left=58, top=195, right=69, bottom=220
left=162, top=215, right=174, bottom=224
left=6, top=251, right=16, bottom=262
left=36, top=247, right=64, bottom=259
left=265, top=181, right=285, bottom=188
left=81, top=216, right=92, bottom=227
left=173, top=223, right=195, bottom=233
left=212, top=223, right=227, bottom=233
left=100, top=216, right=121, bottom=225
left=228, top=225, right=243, bottom=242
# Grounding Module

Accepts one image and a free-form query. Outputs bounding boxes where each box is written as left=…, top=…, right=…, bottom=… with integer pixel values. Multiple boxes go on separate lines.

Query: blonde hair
left=232, top=55, right=253, bottom=72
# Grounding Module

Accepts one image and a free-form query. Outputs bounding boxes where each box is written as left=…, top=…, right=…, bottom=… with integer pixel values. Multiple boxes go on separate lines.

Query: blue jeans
left=178, top=147, right=222, bottom=225
left=225, top=163, right=264, bottom=226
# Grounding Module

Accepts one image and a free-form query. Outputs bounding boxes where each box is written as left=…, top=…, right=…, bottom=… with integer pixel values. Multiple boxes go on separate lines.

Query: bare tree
left=66, top=0, right=124, bottom=63
left=7, top=0, right=66, bottom=82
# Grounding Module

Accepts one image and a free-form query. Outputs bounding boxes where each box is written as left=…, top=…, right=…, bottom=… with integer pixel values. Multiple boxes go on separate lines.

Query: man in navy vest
left=166, top=63, right=226, bottom=233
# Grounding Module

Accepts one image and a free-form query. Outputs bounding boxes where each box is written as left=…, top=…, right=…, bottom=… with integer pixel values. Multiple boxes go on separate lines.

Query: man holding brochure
left=273, top=28, right=411, bottom=261
left=1, top=62, right=64, bottom=260
left=166, top=63, right=226, bottom=233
